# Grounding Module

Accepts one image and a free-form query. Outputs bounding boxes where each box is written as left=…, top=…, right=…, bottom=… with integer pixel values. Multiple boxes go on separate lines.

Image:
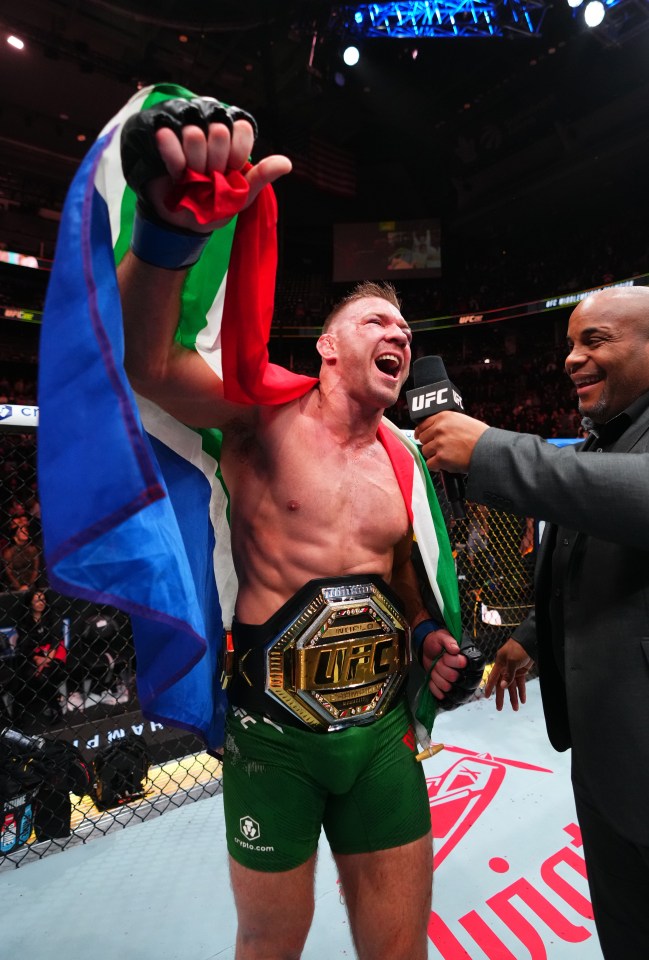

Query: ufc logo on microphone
left=411, top=387, right=447, bottom=412
left=408, top=385, right=464, bottom=415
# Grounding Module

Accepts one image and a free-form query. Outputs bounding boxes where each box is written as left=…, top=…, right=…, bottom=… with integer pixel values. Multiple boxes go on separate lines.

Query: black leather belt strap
left=228, top=620, right=306, bottom=728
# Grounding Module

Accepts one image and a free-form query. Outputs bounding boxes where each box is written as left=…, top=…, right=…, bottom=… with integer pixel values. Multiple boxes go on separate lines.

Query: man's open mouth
left=375, top=354, right=401, bottom=378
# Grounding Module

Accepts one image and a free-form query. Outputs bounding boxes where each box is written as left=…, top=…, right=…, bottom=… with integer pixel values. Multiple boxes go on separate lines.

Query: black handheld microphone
left=406, top=355, right=467, bottom=519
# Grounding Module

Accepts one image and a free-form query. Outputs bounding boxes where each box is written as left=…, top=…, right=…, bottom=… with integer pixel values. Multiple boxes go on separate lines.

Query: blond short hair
left=322, top=282, right=401, bottom=334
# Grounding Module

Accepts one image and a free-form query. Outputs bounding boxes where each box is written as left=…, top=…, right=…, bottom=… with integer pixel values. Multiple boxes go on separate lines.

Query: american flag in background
left=288, top=133, right=357, bottom=198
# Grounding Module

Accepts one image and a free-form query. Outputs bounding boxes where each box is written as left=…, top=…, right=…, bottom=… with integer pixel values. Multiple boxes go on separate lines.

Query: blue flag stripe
left=39, top=124, right=228, bottom=748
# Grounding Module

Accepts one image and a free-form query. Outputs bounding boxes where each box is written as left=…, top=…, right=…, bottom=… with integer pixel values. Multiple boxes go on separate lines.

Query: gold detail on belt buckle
left=264, top=581, right=410, bottom=731
left=238, top=649, right=253, bottom=687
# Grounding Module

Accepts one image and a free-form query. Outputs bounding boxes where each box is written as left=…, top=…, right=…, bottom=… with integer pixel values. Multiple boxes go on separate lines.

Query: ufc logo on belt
left=307, top=638, right=398, bottom=689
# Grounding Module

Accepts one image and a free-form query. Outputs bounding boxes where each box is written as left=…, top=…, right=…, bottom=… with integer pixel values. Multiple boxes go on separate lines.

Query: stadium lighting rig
left=335, top=0, right=646, bottom=41
left=335, top=2, right=550, bottom=39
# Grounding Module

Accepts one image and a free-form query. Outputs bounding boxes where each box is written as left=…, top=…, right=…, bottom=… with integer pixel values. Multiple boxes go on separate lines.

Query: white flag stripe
left=136, top=395, right=238, bottom=627
left=95, top=86, right=150, bottom=242
left=195, top=268, right=228, bottom=379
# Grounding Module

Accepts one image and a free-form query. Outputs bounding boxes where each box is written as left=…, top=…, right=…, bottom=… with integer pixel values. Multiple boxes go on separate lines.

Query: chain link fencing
left=0, top=415, right=222, bottom=869
left=1, top=415, right=537, bottom=869
left=452, top=501, right=536, bottom=664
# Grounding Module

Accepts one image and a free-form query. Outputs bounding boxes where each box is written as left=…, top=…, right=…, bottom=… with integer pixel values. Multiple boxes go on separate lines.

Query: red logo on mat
left=427, top=749, right=550, bottom=870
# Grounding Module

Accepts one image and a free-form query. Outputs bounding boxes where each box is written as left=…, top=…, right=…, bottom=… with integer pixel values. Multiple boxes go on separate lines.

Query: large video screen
left=333, top=219, right=441, bottom=282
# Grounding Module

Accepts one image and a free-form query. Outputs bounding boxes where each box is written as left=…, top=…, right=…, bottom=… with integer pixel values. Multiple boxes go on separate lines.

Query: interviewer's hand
left=414, top=410, right=489, bottom=474
left=484, top=638, right=533, bottom=711
left=422, top=628, right=467, bottom=701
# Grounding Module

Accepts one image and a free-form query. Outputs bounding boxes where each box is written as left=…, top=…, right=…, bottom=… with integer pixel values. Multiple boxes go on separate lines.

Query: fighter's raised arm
left=116, top=97, right=291, bottom=427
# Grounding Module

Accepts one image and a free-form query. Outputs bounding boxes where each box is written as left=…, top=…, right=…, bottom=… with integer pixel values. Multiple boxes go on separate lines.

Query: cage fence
left=0, top=415, right=222, bottom=869
left=1, top=416, right=536, bottom=869
left=452, top=500, right=536, bottom=663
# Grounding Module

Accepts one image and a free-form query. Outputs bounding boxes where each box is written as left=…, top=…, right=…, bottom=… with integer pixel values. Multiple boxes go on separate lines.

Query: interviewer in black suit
left=414, top=285, right=649, bottom=959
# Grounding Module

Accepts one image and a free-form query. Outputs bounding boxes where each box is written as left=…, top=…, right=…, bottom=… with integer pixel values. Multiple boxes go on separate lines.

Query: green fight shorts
left=222, top=696, right=431, bottom=872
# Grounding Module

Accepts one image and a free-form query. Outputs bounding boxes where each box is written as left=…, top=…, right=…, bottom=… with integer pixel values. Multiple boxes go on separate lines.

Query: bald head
left=572, top=286, right=649, bottom=337
left=566, top=285, right=649, bottom=422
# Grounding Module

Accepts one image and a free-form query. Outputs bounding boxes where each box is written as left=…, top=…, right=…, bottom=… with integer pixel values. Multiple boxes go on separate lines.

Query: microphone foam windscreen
left=413, top=355, right=447, bottom=388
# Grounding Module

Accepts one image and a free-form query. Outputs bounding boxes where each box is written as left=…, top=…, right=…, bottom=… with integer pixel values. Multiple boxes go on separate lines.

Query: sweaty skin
left=222, top=298, right=415, bottom=624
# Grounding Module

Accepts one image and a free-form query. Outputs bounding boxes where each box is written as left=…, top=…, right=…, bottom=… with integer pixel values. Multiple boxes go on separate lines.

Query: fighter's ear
left=317, top=333, right=336, bottom=361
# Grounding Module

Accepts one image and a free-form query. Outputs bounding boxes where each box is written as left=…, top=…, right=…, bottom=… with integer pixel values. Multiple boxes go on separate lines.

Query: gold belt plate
left=265, top=580, right=410, bottom=730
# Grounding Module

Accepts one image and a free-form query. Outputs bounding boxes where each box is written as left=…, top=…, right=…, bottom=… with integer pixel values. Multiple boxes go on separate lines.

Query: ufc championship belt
left=227, top=575, right=411, bottom=731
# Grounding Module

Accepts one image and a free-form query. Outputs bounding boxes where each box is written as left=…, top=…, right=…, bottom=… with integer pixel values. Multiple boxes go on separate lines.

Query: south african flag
left=38, top=84, right=460, bottom=749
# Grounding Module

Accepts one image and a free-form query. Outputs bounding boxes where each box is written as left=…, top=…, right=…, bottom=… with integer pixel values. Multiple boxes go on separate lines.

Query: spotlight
left=7, top=35, right=25, bottom=50
left=343, top=45, right=360, bottom=67
left=567, top=0, right=583, bottom=7
left=584, top=0, right=605, bottom=26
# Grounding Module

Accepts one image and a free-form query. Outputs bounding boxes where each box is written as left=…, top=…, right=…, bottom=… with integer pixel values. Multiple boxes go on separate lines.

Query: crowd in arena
left=275, top=212, right=648, bottom=328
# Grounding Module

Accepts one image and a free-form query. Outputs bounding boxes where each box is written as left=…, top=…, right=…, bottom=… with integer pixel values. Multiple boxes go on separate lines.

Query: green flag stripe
left=113, top=84, right=197, bottom=266
left=416, top=449, right=462, bottom=636
left=175, top=220, right=236, bottom=351
left=111, top=83, right=236, bottom=353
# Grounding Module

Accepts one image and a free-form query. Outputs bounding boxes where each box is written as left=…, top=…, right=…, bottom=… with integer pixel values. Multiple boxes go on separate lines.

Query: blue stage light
left=334, top=1, right=639, bottom=43
left=335, top=2, right=549, bottom=39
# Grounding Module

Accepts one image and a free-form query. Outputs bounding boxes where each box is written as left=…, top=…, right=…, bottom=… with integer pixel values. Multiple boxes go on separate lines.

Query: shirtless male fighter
left=117, top=96, right=466, bottom=960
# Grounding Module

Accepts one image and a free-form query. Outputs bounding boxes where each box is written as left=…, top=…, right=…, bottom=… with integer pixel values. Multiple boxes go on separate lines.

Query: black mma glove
left=440, top=635, right=486, bottom=711
left=120, top=97, right=257, bottom=269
